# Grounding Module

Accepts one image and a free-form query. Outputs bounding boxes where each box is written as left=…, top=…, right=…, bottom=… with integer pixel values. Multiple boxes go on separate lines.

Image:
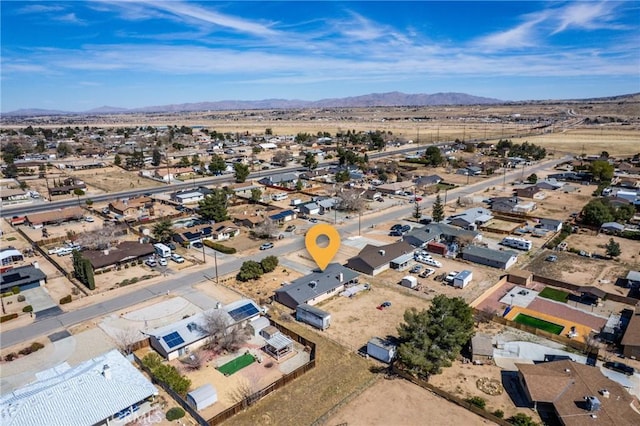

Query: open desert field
left=66, top=166, right=164, bottom=193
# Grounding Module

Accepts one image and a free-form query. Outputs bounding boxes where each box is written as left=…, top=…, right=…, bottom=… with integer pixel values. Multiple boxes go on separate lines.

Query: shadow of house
left=500, top=370, right=531, bottom=408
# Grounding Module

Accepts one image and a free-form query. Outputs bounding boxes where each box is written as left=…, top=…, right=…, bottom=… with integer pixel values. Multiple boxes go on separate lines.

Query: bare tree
left=253, top=218, right=278, bottom=239
left=179, top=352, right=203, bottom=370
left=201, top=310, right=250, bottom=352
left=202, top=310, right=230, bottom=349
left=337, top=188, right=366, bottom=212
left=229, top=373, right=262, bottom=407
left=218, top=324, right=250, bottom=352
left=271, top=150, right=290, bottom=166
left=114, top=327, right=141, bottom=355
left=75, top=222, right=126, bottom=251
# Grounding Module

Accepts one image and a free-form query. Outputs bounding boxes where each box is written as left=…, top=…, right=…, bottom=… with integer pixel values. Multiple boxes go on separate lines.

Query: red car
left=415, top=196, right=423, bottom=202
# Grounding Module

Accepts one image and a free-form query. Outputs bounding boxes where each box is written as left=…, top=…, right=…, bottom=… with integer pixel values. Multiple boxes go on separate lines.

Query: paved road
left=0, top=156, right=568, bottom=347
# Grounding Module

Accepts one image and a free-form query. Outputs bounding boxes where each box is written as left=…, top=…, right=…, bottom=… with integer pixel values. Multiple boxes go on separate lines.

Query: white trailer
left=400, top=275, right=418, bottom=289
left=453, top=270, right=473, bottom=288
left=153, top=243, right=171, bottom=258
left=367, top=337, right=397, bottom=363
left=296, top=303, right=331, bottom=330
left=501, top=236, right=532, bottom=251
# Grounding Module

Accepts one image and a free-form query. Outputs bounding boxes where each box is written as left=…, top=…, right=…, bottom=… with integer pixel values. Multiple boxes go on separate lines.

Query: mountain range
left=2, top=92, right=502, bottom=117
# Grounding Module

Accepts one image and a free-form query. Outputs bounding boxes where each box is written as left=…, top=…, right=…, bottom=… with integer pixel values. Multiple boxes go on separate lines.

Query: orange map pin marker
left=305, top=223, right=341, bottom=271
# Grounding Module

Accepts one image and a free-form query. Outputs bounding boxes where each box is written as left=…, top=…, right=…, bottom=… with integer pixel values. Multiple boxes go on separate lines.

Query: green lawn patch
left=538, top=287, right=569, bottom=303
left=217, top=353, right=255, bottom=375
left=514, top=313, right=564, bottom=335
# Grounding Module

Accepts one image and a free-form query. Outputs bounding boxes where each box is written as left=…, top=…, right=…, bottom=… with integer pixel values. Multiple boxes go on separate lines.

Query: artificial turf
left=538, top=287, right=570, bottom=303
left=217, top=353, right=256, bottom=375
left=513, top=313, right=564, bottom=335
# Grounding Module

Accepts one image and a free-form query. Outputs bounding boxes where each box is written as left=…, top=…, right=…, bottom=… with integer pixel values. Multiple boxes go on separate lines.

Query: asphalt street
left=0, top=156, right=568, bottom=348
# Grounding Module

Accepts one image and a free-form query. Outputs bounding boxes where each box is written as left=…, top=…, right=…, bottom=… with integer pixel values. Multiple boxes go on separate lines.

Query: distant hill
left=3, top=91, right=638, bottom=117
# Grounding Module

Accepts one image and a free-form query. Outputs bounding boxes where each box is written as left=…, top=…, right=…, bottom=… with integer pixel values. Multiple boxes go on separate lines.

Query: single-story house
left=470, top=333, right=493, bottom=363
left=414, top=175, right=442, bottom=188
left=621, top=307, right=640, bottom=358
left=626, top=270, right=640, bottom=288
left=446, top=208, right=493, bottom=230
left=226, top=182, right=263, bottom=196
left=317, top=198, right=338, bottom=213
left=171, top=187, right=213, bottom=205
left=0, top=349, right=158, bottom=426
left=536, top=179, right=565, bottom=191
left=299, top=203, right=320, bottom=215
left=268, top=209, right=296, bottom=223
left=538, top=218, right=563, bottom=232
left=48, top=179, right=87, bottom=197
left=0, top=247, right=24, bottom=267
left=363, top=189, right=382, bottom=200
left=346, top=241, right=415, bottom=276
left=211, top=221, right=240, bottom=241
left=489, top=196, right=521, bottom=213
left=258, top=173, right=298, bottom=187
left=0, top=263, right=47, bottom=292
left=186, top=384, right=217, bottom=411
left=461, top=245, right=518, bottom=270
left=274, top=263, right=359, bottom=309
left=83, top=241, right=155, bottom=272
left=516, top=360, right=638, bottom=426
left=25, top=206, right=84, bottom=228
left=367, top=337, right=397, bottom=363
left=403, top=223, right=481, bottom=248
left=0, top=188, right=29, bottom=202
left=600, top=222, right=625, bottom=234
left=109, top=196, right=153, bottom=216
left=515, top=186, right=543, bottom=199
left=233, top=214, right=265, bottom=228
left=376, top=181, right=414, bottom=195
left=173, top=225, right=214, bottom=247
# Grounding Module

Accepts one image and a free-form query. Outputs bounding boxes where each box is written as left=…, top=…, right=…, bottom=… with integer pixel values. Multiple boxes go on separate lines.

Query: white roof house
left=0, top=349, right=157, bottom=426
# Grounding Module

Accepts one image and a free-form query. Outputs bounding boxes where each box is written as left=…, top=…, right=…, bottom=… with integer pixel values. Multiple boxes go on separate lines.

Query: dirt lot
left=327, top=377, right=495, bottom=426
left=66, top=166, right=164, bottom=193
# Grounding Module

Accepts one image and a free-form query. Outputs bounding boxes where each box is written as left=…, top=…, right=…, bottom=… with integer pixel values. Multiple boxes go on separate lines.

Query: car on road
left=410, top=265, right=423, bottom=274
left=260, top=242, right=274, bottom=250
left=158, top=257, right=168, bottom=267
left=309, top=218, right=318, bottom=223
left=603, top=361, right=635, bottom=376
left=414, top=196, right=423, bottom=202
left=389, top=230, right=403, bottom=237
left=145, top=258, right=158, bottom=267
left=419, top=267, right=436, bottom=278
left=390, top=224, right=403, bottom=231
left=85, top=216, right=95, bottom=222
left=285, top=225, right=296, bottom=232
left=192, top=242, right=203, bottom=249
left=170, top=253, right=185, bottom=263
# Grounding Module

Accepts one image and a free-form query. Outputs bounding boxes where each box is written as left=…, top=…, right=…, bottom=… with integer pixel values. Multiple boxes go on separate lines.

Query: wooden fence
left=533, top=274, right=638, bottom=306
left=391, top=365, right=511, bottom=426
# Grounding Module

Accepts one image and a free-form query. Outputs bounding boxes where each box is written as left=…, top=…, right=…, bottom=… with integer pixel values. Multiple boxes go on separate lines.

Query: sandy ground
left=67, top=166, right=164, bottom=193
left=327, top=377, right=496, bottom=426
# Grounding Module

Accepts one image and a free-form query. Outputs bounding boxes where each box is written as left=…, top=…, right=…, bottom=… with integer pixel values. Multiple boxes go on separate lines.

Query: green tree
left=507, top=413, right=539, bottom=426
left=613, top=204, right=635, bottom=222
left=605, top=238, right=621, bottom=257
left=191, top=154, right=200, bottom=166
left=413, top=199, right=422, bottom=219
left=178, top=156, right=191, bottom=167
left=432, top=194, right=444, bottom=223
left=302, top=152, right=318, bottom=170
left=56, top=142, right=71, bottom=157
left=335, top=170, right=350, bottom=182
left=35, top=140, right=46, bottom=153
left=295, top=179, right=303, bottom=191
left=590, top=160, right=614, bottom=181
left=3, top=163, right=18, bottom=178
left=208, top=154, right=226, bottom=175
left=152, top=219, right=174, bottom=243
left=396, top=295, right=474, bottom=380
left=198, top=189, right=229, bottom=222
left=114, top=154, right=122, bottom=166
left=2, top=142, right=23, bottom=162
left=526, top=173, right=538, bottom=184
left=581, top=199, right=614, bottom=226
left=423, top=146, right=444, bottom=166
left=250, top=188, right=262, bottom=204
left=237, top=260, right=264, bottom=281
left=260, top=255, right=279, bottom=273
left=151, top=148, right=161, bottom=166
left=233, top=163, right=250, bottom=183
left=73, top=188, right=85, bottom=205
left=72, top=250, right=95, bottom=290
left=265, top=128, right=272, bottom=136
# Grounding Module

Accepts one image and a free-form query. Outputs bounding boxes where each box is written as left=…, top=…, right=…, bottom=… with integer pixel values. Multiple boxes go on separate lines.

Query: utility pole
left=358, top=211, right=362, bottom=236
left=214, top=250, right=219, bottom=284
left=201, top=241, right=206, bottom=263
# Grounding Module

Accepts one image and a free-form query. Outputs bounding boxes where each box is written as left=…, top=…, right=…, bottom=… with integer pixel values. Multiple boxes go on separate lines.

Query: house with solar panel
left=148, top=299, right=264, bottom=360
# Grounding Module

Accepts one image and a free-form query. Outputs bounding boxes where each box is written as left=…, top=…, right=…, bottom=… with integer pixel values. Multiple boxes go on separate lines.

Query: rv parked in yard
left=153, top=243, right=171, bottom=258
left=501, top=236, right=532, bottom=251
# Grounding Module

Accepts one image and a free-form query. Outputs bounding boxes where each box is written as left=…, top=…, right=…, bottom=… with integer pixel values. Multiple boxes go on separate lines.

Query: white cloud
left=553, top=2, right=619, bottom=34
left=16, top=4, right=65, bottom=14
left=53, top=13, right=86, bottom=25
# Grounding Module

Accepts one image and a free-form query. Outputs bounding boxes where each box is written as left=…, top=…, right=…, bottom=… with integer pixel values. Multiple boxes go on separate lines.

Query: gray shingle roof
left=275, top=263, right=359, bottom=307
left=461, top=245, right=517, bottom=263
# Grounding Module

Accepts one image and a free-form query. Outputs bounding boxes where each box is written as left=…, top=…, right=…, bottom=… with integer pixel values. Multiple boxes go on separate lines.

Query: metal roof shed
left=187, top=384, right=217, bottom=411
left=264, top=333, right=294, bottom=360
left=453, top=270, right=473, bottom=288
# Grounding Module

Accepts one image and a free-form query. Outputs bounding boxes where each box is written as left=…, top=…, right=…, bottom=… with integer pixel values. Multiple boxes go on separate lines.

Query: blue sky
left=2, top=1, right=639, bottom=112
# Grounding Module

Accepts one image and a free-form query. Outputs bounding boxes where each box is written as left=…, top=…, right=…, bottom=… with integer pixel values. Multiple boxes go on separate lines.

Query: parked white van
left=501, top=236, right=532, bottom=251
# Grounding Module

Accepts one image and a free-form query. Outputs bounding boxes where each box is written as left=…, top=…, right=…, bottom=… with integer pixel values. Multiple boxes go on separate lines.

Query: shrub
left=0, top=313, right=18, bottom=323
left=60, top=295, right=72, bottom=304
left=17, top=295, right=26, bottom=302
left=130, top=277, right=139, bottom=284
left=508, top=413, right=539, bottom=426
left=124, top=263, right=129, bottom=269
left=1, top=292, right=12, bottom=298
left=142, top=353, right=191, bottom=396
left=203, top=240, right=237, bottom=254
left=166, top=407, right=185, bottom=421
left=260, top=255, right=279, bottom=273
left=465, top=396, right=487, bottom=409
left=30, top=342, right=44, bottom=352
left=237, top=260, right=264, bottom=282
left=22, top=305, right=33, bottom=313
left=493, top=409, right=504, bottom=419
left=137, top=259, right=143, bottom=265
left=11, top=286, right=20, bottom=294
left=120, top=279, right=130, bottom=286
left=4, top=352, right=18, bottom=362
left=95, top=270, right=102, bottom=275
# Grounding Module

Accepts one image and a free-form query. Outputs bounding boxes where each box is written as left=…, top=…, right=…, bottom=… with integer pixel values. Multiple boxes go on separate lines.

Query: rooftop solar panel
left=162, top=331, right=185, bottom=349
left=228, top=303, right=259, bottom=322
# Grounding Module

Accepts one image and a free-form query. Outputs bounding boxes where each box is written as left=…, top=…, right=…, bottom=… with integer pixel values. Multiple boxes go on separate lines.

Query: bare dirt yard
left=327, top=377, right=496, bottom=426
left=67, top=166, right=164, bottom=193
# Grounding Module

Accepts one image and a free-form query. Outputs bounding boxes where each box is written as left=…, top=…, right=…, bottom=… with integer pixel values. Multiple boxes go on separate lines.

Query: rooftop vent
left=564, top=368, right=571, bottom=373
left=102, top=364, right=111, bottom=380
left=308, top=281, right=317, bottom=289
left=599, top=389, right=610, bottom=398
left=379, top=250, right=386, bottom=256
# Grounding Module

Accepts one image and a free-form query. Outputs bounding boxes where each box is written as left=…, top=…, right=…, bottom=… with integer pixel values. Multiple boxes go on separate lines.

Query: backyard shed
left=470, top=333, right=493, bottom=363
left=453, top=270, right=473, bottom=288
left=264, top=333, right=294, bottom=360
left=249, top=315, right=270, bottom=337
left=400, top=275, right=418, bottom=289
left=296, top=303, right=331, bottom=330
left=426, top=241, right=447, bottom=256
left=260, top=325, right=280, bottom=340
left=186, top=384, right=217, bottom=411
left=508, top=269, right=533, bottom=286
left=367, top=337, right=396, bottom=363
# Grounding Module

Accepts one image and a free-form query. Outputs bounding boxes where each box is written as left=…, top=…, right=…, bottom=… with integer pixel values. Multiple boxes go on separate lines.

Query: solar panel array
left=162, top=331, right=185, bottom=349
left=228, top=303, right=259, bottom=322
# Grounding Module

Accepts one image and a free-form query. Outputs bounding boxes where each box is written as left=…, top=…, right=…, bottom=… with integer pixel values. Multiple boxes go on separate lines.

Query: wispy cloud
left=16, top=4, right=65, bottom=14
left=553, top=2, right=621, bottom=33
left=53, top=13, right=86, bottom=25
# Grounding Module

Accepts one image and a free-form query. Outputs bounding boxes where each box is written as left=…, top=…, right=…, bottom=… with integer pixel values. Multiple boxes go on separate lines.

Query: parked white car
left=415, top=256, right=442, bottom=268
left=158, top=257, right=168, bottom=267
left=170, top=253, right=185, bottom=263
left=445, top=271, right=460, bottom=284
left=48, top=247, right=63, bottom=255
